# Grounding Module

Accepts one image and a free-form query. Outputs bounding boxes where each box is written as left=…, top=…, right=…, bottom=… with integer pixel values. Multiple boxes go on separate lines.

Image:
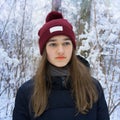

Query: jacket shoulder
left=77, top=55, right=90, bottom=68
left=92, top=77, right=106, bottom=101
left=16, top=78, right=34, bottom=101
left=19, top=78, right=34, bottom=91
left=92, top=78, right=103, bottom=93
left=92, top=78, right=103, bottom=90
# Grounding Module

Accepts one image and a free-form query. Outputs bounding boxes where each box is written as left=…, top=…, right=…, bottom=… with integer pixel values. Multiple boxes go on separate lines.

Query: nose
left=57, top=45, right=64, bottom=55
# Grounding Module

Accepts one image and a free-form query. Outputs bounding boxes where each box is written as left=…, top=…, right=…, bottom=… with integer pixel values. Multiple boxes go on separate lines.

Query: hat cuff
left=39, top=26, right=76, bottom=55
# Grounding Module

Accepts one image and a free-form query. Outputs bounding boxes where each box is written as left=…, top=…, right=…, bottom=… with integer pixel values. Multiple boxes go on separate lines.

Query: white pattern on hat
left=50, top=26, right=63, bottom=33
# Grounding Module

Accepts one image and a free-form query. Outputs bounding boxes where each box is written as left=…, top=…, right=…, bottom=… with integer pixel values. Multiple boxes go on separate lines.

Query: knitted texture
left=38, top=11, right=76, bottom=55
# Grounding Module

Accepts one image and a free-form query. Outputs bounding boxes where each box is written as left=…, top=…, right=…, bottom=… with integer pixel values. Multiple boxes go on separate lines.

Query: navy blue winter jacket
left=13, top=76, right=110, bottom=120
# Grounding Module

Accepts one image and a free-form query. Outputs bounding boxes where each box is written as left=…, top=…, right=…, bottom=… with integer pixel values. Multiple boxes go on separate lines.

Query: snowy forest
left=0, top=0, right=120, bottom=120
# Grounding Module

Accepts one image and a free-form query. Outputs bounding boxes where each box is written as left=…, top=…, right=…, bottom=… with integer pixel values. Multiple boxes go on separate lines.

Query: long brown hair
left=31, top=50, right=98, bottom=117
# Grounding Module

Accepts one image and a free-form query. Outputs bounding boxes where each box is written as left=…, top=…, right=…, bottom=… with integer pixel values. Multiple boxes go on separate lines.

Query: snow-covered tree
left=0, top=0, right=120, bottom=120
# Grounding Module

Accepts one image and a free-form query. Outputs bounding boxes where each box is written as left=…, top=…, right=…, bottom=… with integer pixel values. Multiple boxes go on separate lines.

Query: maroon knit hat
left=38, top=11, right=76, bottom=55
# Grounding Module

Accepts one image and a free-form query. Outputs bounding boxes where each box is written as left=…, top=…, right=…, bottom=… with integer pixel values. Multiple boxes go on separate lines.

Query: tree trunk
left=76, top=0, right=92, bottom=36
left=52, top=0, right=61, bottom=11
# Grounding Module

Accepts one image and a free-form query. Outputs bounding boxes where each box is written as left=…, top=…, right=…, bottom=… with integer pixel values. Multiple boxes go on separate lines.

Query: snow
left=0, top=0, right=120, bottom=120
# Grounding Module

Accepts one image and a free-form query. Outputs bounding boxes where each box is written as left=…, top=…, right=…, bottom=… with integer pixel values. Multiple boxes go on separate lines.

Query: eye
left=63, top=41, right=71, bottom=46
left=48, top=43, right=57, bottom=47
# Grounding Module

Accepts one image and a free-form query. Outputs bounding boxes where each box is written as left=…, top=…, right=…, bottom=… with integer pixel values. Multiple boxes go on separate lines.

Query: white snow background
left=0, top=0, right=120, bottom=120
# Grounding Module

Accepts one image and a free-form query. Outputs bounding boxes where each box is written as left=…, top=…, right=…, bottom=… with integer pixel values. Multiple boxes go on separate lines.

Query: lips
left=56, top=56, right=66, bottom=59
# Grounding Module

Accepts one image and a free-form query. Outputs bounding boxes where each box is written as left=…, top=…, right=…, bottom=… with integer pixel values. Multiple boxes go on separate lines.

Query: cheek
left=46, top=51, right=50, bottom=60
left=67, top=47, right=73, bottom=55
left=68, top=47, right=73, bottom=60
left=46, top=50, right=54, bottom=62
left=46, top=47, right=50, bottom=60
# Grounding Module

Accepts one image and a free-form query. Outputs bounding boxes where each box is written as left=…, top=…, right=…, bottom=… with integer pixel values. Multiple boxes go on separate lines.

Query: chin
left=54, top=63, right=67, bottom=67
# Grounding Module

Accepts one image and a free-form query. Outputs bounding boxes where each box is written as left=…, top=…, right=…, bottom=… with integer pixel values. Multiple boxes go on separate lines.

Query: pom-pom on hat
left=38, top=11, right=76, bottom=55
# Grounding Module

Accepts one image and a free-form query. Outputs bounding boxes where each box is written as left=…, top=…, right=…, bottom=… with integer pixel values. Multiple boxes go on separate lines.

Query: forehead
left=48, top=35, right=71, bottom=42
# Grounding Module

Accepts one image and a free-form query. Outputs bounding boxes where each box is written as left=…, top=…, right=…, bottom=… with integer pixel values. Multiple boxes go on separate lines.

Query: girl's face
left=46, top=35, right=73, bottom=67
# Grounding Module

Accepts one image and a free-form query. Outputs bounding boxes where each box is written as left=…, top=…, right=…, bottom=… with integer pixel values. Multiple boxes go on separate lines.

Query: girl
left=13, top=11, right=110, bottom=120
